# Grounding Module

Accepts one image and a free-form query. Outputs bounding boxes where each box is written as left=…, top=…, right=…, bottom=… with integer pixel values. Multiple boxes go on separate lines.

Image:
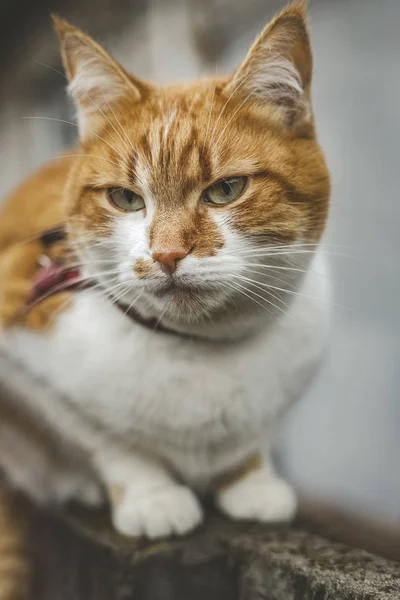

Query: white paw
left=217, top=471, right=297, bottom=524
left=112, top=485, right=203, bottom=539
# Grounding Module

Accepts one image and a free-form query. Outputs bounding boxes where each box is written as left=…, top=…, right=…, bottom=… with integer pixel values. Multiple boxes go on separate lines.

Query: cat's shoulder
left=0, top=153, right=76, bottom=252
left=0, top=154, right=77, bottom=330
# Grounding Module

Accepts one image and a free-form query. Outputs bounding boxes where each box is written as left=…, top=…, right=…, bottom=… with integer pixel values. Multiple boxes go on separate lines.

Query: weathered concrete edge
left=231, top=529, right=400, bottom=600
left=30, top=503, right=400, bottom=600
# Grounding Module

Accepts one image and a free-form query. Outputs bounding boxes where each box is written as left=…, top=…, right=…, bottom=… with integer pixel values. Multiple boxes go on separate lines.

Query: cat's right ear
left=52, top=16, right=147, bottom=139
left=225, top=1, right=313, bottom=130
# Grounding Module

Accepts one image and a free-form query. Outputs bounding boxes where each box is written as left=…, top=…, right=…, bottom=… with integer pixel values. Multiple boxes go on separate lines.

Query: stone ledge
left=28, top=502, right=400, bottom=600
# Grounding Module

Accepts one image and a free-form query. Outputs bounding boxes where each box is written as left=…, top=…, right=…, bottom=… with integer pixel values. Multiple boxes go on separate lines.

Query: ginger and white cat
left=0, top=1, right=330, bottom=539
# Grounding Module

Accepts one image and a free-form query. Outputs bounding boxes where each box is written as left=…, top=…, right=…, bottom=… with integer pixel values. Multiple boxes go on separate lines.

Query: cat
left=0, top=0, right=330, bottom=540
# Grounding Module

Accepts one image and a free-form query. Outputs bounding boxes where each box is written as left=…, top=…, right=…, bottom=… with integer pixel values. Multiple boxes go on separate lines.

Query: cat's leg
left=95, top=448, right=203, bottom=539
left=215, top=454, right=297, bottom=523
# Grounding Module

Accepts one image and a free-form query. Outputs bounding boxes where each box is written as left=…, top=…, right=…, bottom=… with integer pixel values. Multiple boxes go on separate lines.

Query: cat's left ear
left=226, top=1, right=313, bottom=129
left=53, top=16, right=147, bottom=139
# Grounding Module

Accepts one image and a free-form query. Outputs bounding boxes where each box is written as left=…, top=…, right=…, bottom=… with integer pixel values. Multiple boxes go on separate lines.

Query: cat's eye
left=107, top=188, right=145, bottom=212
left=203, top=177, right=247, bottom=206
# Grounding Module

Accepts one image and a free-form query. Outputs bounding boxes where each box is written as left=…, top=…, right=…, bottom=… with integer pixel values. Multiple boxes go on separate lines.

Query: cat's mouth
left=146, top=275, right=220, bottom=300
left=151, top=277, right=204, bottom=297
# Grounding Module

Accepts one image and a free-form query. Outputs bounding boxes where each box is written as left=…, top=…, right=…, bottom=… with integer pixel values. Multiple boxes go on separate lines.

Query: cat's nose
left=152, top=249, right=189, bottom=275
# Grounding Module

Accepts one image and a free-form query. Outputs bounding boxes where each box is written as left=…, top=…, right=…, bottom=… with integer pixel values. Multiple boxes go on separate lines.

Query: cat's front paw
left=112, top=485, right=203, bottom=539
left=217, top=470, right=297, bottom=524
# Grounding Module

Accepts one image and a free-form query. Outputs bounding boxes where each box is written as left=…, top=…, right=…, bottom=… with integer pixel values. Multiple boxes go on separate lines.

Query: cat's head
left=55, top=1, right=330, bottom=331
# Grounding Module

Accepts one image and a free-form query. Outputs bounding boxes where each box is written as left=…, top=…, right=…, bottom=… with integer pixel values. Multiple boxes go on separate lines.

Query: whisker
left=239, top=268, right=302, bottom=289
left=61, top=259, right=117, bottom=269
left=234, top=249, right=355, bottom=260
left=241, top=263, right=308, bottom=273
left=214, top=90, right=254, bottom=148
left=223, top=280, right=276, bottom=318
left=123, top=290, right=145, bottom=317
left=230, top=276, right=290, bottom=316
left=153, top=297, right=171, bottom=331
left=228, top=242, right=353, bottom=254
left=201, top=82, right=217, bottom=156
left=102, top=95, right=137, bottom=157
left=36, top=60, right=67, bottom=81
left=209, top=71, right=252, bottom=148
left=231, top=274, right=318, bottom=301
left=48, top=154, right=120, bottom=169
left=237, top=274, right=292, bottom=308
left=49, top=275, right=124, bottom=316
left=83, top=90, right=131, bottom=157
left=22, top=116, right=125, bottom=163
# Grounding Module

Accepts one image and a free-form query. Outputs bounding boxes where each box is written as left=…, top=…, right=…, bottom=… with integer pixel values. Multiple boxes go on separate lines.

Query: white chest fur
left=0, top=251, right=330, bottom=484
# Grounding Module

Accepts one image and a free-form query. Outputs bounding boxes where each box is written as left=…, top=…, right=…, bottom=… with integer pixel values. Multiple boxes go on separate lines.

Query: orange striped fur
left=0, top=0, right=329, bottom=331
left=0, top=489, right=30, bottom=600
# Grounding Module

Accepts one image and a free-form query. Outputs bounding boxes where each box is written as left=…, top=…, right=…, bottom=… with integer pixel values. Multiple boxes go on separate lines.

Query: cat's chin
left=145, top=277, right=218, bottom=302
left=138, top=279, right=230, bottom=324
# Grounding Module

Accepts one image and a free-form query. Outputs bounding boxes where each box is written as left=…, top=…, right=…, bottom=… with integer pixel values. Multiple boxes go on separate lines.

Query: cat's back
left=0, top=155, right=75, bottom=252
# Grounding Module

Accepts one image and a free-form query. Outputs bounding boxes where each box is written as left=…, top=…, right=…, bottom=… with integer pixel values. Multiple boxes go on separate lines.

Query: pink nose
left=152, top=249, right=189, bottom=275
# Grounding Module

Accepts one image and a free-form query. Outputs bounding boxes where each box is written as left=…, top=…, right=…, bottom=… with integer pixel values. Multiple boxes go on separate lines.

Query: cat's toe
left=112, top=485, right=203, bottom=539
left=217, top=471, right=297, bottom=524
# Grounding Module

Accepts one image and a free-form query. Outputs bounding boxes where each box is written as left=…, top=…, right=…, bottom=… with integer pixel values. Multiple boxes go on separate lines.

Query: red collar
left=25, top=260, right=88, bottom=310
left=25, top=225, right=203, bottom=342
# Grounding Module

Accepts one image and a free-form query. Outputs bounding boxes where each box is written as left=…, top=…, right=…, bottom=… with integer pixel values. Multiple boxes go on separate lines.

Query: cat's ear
left=53, top=16, right=146, bottom=139
left=226, top=1, right=313, bottom=128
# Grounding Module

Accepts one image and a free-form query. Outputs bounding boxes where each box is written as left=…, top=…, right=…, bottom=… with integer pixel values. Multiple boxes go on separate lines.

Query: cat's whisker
left=77, top=268, right=124, bottom=281
left=153, top=297, right=172, bottom=330
left=49, top=275, right=124, bottom=317
left=89, top=277, right=132, bottom=303
left=235, top=274, right=292, bottom=308
left=228, top=241, right=352, bottom=253
left=67, top=219, right=113, bottom=234
left=233, top=249, right=354, bottom=260
left=101, top=95, right=136, bottom=157
left=230, top=276, right=291, bottom=315
left=123, top=289, right=145, bottom=317
left=231, top=273, right=325, bottom=303
left=233, top=274, right=350, bottom=312
left=240, top=263, right=308, bottom=273
left=68, top=230, right=115, bottom=243
left=109, top=284, right=135, bottom=306
left=36, top=60, right=67, bottom=81
left=22, top=116, right=124, bottom=163
left=223, top=280, right=277, bottom=319
left=201, top=82, right=217, bottom=156
left=239, top=267, right=302, bottom=289
left=214, top=90, right=254, bottom=148
left=49, top=154, right=120, bottom=169
left=83, top=90, right=133, bottom=158
left=228, top=243, right=357, bottom=260
left=62, top=259, right=117, bottom=268
left=69, top=234, right=116, bottom=246
left=231, top=243, right=319, bottom=253
left=209, top=69, right=253, bottom=148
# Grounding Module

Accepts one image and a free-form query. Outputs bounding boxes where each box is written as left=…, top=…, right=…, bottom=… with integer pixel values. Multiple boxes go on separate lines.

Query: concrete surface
left=29, top=501, right=400, bottom=600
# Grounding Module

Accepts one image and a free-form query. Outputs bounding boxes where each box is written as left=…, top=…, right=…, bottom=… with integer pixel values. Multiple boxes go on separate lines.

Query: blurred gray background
left=0, top=0, right=398, bottom=530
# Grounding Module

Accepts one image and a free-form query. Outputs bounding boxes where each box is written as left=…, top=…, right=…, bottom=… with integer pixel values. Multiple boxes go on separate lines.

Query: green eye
left=107, top=188, right=145, bottom=212
left=203, top=177, right=247, bottom=206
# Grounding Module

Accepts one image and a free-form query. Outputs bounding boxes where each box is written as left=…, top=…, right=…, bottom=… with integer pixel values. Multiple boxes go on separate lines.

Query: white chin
left=146, top=286, right=228, bottom=321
